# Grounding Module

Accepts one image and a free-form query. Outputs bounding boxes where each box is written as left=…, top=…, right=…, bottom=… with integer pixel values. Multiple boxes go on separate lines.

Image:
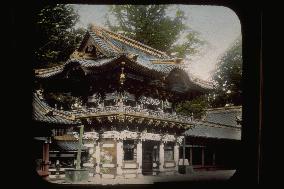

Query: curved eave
left=34, top=55, right=172, bottom=80
left=76, top=112, right=194, bottom=130
left=188, top=75, right=214, bottom=91
left=32, top=92, right=80, bottom=126
left=165, top=68, right=213, bottom=94
left=34, top=65, right=66, bottom=79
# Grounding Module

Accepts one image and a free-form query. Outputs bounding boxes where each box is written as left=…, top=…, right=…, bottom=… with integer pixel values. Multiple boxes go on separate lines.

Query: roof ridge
left=206, top=106, right=242, bottom=111
left=199, top=121, right=241, bottom=129
left=90, top=25, right=169, bottom=59
left=90, top=30, right=123, bottom=54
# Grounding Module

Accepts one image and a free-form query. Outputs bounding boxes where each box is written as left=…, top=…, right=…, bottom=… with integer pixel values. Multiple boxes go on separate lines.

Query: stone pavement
left=48, top=170, right=236, bottom=185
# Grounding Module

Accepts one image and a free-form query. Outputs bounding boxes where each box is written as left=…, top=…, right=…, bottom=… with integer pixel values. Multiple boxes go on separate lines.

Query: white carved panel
left=102, top=131, right=120, bottom=139
left=83, top=163, right=94, bottom=167
left=120, top=130, right=138, bottom=140
left=84, top=143, right=94, bottom=148
left=140, top=132, right=161, bottom=141
left=83, top=132, right=99, bottom=140
left=164, top=162, right=175, bottom=167
left=162, top=134, right=176, bottom=142
left=102, top=163, right=116, bottom=168
left=124, top=163, right=137, bottom=169
left=124, top=173, right=136, bottom=178
left=101, top=174, right=115, bottom=179
left=102, top=143, right=114, bottom=148
left=176, top=136, right=184, bottom=144
left=123, top=169, right=137, bottom=174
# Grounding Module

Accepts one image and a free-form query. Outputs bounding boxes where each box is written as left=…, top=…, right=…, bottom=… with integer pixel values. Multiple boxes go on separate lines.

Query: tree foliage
left=170, top=31, right=206, bottom=59
left=211, top=37, right=242, bottom=107
left=106, top=5, right=205, bottom=58
left=35, top=4, right=85, bottom=68
left=175, top=95, right=209, bottom=119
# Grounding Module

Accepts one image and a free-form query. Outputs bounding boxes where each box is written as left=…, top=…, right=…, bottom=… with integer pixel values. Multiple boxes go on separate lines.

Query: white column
left=137, top=140, right=142, bottom=176
left=95, top=141, right=101, bottom=178
left=174, top=144, right=179, bottom=172
left=116, top=140, right=123, bottom=178
left=159, top=142, right=164, bottom=173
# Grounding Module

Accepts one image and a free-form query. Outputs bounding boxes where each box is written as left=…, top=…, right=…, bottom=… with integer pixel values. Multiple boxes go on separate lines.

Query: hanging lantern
left=120, top=63, right=126, bottom=85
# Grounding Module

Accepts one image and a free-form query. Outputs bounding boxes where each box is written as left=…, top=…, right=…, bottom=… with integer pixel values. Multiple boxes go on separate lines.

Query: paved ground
left=48, top=170, right=236, bottom=185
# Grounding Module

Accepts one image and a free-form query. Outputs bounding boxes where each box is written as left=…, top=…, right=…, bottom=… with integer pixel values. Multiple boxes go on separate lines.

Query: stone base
left=116, top=175, right=124, bottom=179
left=137, top=173, right=143, bottom=178
left=178, top=165, right=194, bottom=174
left=94, top=174, right=101, bottom=179
left=124, top=173, right=137, bottom=178
left=159, top=170, right=176, bottom=176
left=101, top=174, right=115, bottom=179
left=186, top=165, right=194, bottom=174
left=65, top=169, right=89, bottom=183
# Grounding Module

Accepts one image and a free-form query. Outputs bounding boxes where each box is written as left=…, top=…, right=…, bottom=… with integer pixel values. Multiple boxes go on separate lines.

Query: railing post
left=76, top=125, right=84, bottom=170
left=183, top=136, right=185, bottom=166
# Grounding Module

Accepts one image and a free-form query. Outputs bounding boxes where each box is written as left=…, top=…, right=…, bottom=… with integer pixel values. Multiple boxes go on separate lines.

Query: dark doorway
left=192, top=147, right=202, bottom=165
left=142, top=141, right=156, bottom=175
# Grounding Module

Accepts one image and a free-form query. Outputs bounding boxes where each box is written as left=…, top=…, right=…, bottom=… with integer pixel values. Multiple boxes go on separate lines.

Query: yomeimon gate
left=33, top=24, right=213, bottom=179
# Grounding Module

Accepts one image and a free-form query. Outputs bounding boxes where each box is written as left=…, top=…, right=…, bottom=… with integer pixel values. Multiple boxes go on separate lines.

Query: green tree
left=212, top=36, right=242, bottom=107
left=35, top=4, right=85, bottom=68
left=175, top=95, right=209, bottom=119
left=170, top=31, right=207, bottom=59
left=106, top=5, right=205, bottom=58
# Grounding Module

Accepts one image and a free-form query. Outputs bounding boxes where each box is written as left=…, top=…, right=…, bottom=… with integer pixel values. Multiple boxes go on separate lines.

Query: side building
left=183, top=106, right=242, bottom=170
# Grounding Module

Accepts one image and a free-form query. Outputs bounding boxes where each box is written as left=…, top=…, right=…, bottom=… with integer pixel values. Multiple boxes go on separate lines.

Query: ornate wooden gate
left=142, top=141, right=158, bottom=175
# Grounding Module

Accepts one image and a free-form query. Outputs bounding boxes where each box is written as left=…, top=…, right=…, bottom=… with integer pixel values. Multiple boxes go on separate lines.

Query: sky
left=72, top=5, right=241, bottom=81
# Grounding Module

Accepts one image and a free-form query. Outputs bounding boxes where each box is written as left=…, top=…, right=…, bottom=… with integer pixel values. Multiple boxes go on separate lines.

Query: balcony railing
left=34, top=91, right=194, bottom=125
left=70, top=104, right=193, bottom=124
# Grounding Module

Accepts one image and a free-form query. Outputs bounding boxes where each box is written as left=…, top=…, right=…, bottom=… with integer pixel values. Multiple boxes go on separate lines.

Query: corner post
left=76, top=125, right=84, bottom=170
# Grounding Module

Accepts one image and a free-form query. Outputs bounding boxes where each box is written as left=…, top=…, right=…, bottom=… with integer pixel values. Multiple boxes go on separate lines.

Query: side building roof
left=185, top=106, right=242, bottom=140
left=203, top=106, right=242, bottom=127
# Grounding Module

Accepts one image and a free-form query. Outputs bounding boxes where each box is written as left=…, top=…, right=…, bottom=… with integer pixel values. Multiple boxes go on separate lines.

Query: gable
left=71, top=34, right=107, bottom=60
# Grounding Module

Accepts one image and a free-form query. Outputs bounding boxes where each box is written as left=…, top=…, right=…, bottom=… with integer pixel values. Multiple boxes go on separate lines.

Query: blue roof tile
left=32, top=92, right=80, bottom=125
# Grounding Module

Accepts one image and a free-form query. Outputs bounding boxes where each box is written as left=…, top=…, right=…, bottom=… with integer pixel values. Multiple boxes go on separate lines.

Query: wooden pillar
left=76, top=125, right=84, bottom=169
left=182, top=138, right=185, bottom=165
left=137, top=140, right=142, bottom=176
left=189, top=147, right=193, bottom=165
left=159, top=142, right=164, bottom=173
left=201, top=147, right=205, bottom=167
left=42, top=141, right=49, bottom=174
left=116, top=140, right=123, bottom=177
left=213, top=152, right=216, bottom=166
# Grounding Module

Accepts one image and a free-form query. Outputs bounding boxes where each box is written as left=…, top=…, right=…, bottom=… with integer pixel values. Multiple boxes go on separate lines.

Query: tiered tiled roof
left=34, top=25, right=213, bottom=90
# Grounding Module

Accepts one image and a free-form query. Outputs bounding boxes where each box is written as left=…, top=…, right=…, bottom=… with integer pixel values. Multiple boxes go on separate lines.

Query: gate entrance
left=142, top=141, right=159, bottom=175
